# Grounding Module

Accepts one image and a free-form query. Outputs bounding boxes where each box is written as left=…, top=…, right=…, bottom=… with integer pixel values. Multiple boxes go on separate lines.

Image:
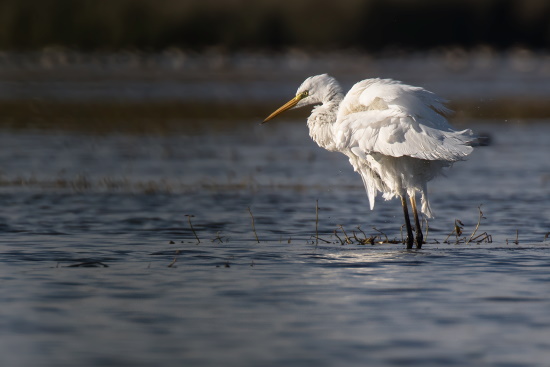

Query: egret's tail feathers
left=464, top=131, right=490, bottom=147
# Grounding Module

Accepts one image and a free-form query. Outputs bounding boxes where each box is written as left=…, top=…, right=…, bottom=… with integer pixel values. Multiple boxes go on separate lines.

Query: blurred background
left=1, top=0, right=550, bottom=128
left=2, top=0, right=550, bottom=52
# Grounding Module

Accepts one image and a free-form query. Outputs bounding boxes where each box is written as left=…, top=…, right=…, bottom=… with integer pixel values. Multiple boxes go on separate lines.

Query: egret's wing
left=335, top=110, right=474, bottom=161
left=355, top=79, right=452, bottom=126
left=335, top=79, right=474, bottom=161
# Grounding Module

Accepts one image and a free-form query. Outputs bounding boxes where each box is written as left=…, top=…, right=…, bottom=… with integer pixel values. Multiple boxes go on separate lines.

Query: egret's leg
left=400, top=196, right=414, bottom=249
left=410, top=196, right=423, bottom=249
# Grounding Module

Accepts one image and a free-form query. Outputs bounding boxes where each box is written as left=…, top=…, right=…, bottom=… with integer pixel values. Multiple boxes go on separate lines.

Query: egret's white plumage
left=263, top=74, right=474, bottom=248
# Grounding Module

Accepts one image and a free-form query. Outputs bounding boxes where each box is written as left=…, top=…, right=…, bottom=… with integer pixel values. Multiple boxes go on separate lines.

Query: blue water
left=1, top=118, right=550, bottom=366
left=4, top=241, right=550, bottom=367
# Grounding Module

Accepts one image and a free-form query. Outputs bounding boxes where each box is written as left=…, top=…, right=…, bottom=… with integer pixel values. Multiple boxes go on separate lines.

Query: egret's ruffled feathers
left=291, top=75, right=474, bottom=217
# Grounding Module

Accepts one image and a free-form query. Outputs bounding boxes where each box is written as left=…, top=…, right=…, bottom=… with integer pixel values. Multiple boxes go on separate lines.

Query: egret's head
left=263, top=74, right=339, bottom=123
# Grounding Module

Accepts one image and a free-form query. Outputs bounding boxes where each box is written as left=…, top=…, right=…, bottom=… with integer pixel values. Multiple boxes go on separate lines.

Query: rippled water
left=1, top=119, right=550, bottom=367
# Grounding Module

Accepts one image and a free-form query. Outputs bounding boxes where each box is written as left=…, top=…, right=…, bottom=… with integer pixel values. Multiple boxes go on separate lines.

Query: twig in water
left=356, top=226, right=367, bottom=238
left=337, top=225, right=352, bottom=244
left=352, top=231, right=375, bottom=245
left=212, top=231, right=224, bottom=243
left=168, top=250, right=180, bottom=268
left=372, top=227, right=389, bottom=243
left=515, top=230, right=519, bottom=244
left=353, top=226, right=374, bottom=245
left=466, top=205, right=486, bottom=244
left=470, top=232, right=492, bottom=243
left=506, top=230, right=519, bottom=245
left=455, top=220, right=464, bottom=240
left=545, top=232, right=550, bottom=242
left=185, top=215, right=200, bottom=243
left=313, top=235, right=331, bottom=244
left=444, top=219, right=464, bottom=244
left=334, top=229, right=345, bottom=245
left=247, top=207, right=260, bottom=243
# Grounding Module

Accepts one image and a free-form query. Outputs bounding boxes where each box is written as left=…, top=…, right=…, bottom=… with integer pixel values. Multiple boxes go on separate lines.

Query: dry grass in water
left=185, top=214, right=200, bottom=244
left=159, top=201, right=550, bottom=267
left=247, top=207, right=260, bottom=243
left=444, top=206, right=493, bottom=244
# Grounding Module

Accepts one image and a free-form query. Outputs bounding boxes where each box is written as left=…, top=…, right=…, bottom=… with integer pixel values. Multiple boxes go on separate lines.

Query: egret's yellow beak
left=263, top=95, right=302, bottom=123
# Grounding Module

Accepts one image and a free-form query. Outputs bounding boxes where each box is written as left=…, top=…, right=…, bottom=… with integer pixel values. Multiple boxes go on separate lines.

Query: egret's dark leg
left=400, top=196, right=414, bottom=249
left=410, top=196, right=423, bottom=249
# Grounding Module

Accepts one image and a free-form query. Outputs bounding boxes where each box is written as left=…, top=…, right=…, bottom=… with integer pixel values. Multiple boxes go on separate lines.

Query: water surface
left=1, top=118, right=550, bottom=366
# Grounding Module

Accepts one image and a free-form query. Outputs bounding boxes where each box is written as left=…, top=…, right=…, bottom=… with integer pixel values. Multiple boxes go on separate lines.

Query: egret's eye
left=300, top=91, right=309, bottom=99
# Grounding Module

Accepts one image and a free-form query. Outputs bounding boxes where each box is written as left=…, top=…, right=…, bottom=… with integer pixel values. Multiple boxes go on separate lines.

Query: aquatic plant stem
left=466, top=206, right=485, bottom=244
left=248, top=207, right=260, bottom=243
left=337, top=225, right=352, bottom=244
left=168, top=250, right=180, bottom=268
left=444, top=219, right=464, bottom=243
left=186, top=215, right=200, bottom=243
left=372, top=227, right=389, bottom=243
left=334, top=229, right=345, bottom=245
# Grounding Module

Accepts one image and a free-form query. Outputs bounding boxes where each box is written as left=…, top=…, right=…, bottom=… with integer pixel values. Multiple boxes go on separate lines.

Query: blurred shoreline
left=2, top=49, right=550, bottom=131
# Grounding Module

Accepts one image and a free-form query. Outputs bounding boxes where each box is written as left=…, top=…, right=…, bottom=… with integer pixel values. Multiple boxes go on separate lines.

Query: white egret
left=263, top=74, right=474, bottom=249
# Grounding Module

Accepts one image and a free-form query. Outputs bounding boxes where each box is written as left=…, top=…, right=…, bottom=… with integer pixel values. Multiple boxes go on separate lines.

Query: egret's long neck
left=307, top=93, right=343, bottom=152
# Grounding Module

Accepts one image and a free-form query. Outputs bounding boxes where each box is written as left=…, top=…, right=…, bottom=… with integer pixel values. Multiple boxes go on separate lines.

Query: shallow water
left=1, top=119, right=550, bottom=367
